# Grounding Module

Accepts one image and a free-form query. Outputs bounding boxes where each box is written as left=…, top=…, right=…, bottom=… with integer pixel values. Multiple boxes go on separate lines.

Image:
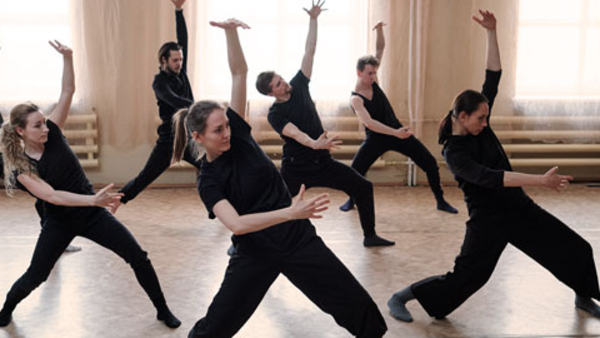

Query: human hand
left=49, top=40, right=73, bottom=57
left=304, top=0, right=327, bottom=19
left=170, top=0, right=186, bottom=9
left=542, top=166, right=573, bottom=192
left=209, top=18, right=251, bottom=30
left=93, top=184, right=124, bottom=209
left=290, top=184, right=330, bottom=219
left=313, top=130, right=342, bottom=150
left=372, top=21, right=387, bottom=30
left=472, top=9, right=496, bottom=31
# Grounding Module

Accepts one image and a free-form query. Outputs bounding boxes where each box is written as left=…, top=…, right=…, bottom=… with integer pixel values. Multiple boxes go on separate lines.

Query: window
left=516, top=0, right=600, bottom=98
left=194, top=0, right=368, bottom=102
left=0, top=0, right=72, bottom=103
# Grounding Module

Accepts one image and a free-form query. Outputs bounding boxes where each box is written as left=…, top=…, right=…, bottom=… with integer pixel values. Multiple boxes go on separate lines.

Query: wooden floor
left=2, top=184, right=600, bottom=338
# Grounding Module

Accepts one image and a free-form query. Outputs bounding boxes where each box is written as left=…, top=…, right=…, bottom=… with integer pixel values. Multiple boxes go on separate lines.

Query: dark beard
left=166, top=65, right=180, bottom=75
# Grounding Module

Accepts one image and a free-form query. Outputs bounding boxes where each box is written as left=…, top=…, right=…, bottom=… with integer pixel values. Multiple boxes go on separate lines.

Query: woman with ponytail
left=0, top=41, right=180, bottom=329
left=177, top=18, right=386, bottom=338
left=387, top=10, right=600, bottom=323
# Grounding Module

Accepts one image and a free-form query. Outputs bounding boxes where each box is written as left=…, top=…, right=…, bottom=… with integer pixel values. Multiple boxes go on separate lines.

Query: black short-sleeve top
left=267, top=70, right=330, bottom=163
left=198, top=108, right=312, bottom=250
left=18, top=119, right=96, bottom=219
left=443, top=70, right=532, bottom=213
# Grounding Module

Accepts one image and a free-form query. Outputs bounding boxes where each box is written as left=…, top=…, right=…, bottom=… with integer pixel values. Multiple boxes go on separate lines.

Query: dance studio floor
left=2, top=184, right=600, bottom=338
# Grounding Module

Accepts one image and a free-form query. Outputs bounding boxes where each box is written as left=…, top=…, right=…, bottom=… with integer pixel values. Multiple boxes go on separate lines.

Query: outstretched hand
left=372, top=21, right=387, bottom=30
left=313, top=130, right=342, bottom=151
left=170, top=0, right=186, bottom=9
left=304, top=0, right=327, bottom=18
left=472, top=9, right=496, bottom=30
left=94, top=183, right=124, bottom=210
left=290, top=184, right=330, bottom=220
left=209, top=18, right=251, bottom=30
left=48, top=40, right=72, bottom=57
left=543, top=166, right=573, bottom=192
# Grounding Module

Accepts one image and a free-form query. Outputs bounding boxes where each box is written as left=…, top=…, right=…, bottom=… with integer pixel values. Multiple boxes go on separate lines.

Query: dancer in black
left=117, top=0, right=201, bottom=207
left=172, top=17, right=387, bottom=338
left=0, top=41, right=180, bottom=329
left=256, top=1, right=394, bottom=247
left=387, top=11, right=600, bottom=322
left=339, top=21, right=457, bottom=214
left=0, top=55, right=79, bottom=252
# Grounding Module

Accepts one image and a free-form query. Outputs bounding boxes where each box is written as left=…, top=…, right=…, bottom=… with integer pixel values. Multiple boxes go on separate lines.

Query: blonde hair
left=171, top=100, right=223, bottom=163
left=1, top=103, right=40, bottom=195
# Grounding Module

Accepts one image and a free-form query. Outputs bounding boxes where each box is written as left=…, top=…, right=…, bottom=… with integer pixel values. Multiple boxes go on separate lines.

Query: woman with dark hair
left=387, top=10, right=600, bottom=323
left=172, top=18, right=387, bottom=338
left=0, top=41, right=180, bottom=329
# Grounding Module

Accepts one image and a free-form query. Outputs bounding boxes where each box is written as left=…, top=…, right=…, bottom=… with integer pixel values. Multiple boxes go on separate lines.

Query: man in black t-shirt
left=256, top=2, right=394, bottom=247
left=117, top=0, right=201, bottom=208
left=340, top=21, right=458, bottom=214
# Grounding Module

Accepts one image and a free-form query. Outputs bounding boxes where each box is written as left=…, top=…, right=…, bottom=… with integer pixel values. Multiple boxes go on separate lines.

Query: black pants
left=411, top=203, right=600, bottom=319
left=351, top=135, right=444, bottom=201
left=188, top=228, right=387, bottom=338
left=1, top=208, right=168, bottom=314
left=281, top=156, right=376, bottom=237
left=120, top=128, right=202, bottom=204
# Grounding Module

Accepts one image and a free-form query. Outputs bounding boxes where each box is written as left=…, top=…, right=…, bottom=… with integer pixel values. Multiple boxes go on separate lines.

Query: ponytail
left=1, top=121, right=37, bottom=196
left=438, top=89, right=489, bottom=145
left=171, top=100, right=224, bottom=164
left=172, top=108, right=191, bottom=163
left=438, top=110, right=454, bottom=145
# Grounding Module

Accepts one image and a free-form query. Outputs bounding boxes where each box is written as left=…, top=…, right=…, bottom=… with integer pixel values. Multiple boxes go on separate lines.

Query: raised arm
left=351, top=95, right=412, bottom=139
left=213, top=185, right=329, bottom=235
left=473, top=10, right=501, bottom=121
left=210, top=19, right=250, bottom=115
left=47, top=40, right=75, bottom=130
left=17, top=174, right=122, bottom=209
left=300, top=0, right=327, bottom=79
left=171, top=0, right=188, bottom=71
left=373, top=21, right=386, bottom=65
left=473, top=10, right=501, bottom=71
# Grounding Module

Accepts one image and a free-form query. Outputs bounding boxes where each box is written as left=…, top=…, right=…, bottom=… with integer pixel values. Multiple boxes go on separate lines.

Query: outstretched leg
left=79, top=210, right=180, bottom=328
left=409, top=216, right=508, bottom=319
left=509, top=204, right=600, bottom=315
left=119, top=134, right=174, bottom=204
left=0, top=221, right=74, bottom=327
left=283, top=235, right=387, bottom=337
left=188, top=253, right=280, bottom=338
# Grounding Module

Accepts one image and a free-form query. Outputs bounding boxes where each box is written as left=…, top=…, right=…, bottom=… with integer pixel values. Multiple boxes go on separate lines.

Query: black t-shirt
left=351, top=81, right=402, bottom=138
left=443, top=70, right=532, bottom=214
left=267, top=70, right=329, bottom=163
left=198, top=108, right=313, bottom=252
left=17, top=119, right=96, bottom=219
left=152, top=10, right=194, bottom=136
